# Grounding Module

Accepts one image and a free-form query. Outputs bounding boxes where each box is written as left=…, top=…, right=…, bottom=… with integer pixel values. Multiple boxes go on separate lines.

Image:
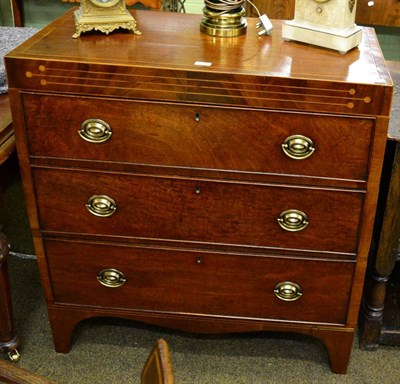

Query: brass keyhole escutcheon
left=86, top=195, right=117, bottom=217
left=274, top=281, right=302, bottom=301
left=282, top=135, right=315, bottom=160
left=78, top=119, right=112, bottom=143
left=97, top=268, right=126, bottom=288
left=277, top=209, right=309, bottom=232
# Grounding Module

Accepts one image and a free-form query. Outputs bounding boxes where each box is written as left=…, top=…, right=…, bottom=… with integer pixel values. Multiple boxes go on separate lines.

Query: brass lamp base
left=200, top=7, right=247, bottom=37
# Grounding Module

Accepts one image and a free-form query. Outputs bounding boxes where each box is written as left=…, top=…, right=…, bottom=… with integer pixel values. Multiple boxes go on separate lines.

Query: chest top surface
left=5, top=9, right=393, bottom=116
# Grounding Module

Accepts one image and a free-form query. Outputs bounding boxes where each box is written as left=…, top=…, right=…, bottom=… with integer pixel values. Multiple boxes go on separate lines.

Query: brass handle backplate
left=97, top=268, right=126, bottom=288
left=274, top=281, right=302, bottom=302
left=277, top=209, right=309, bottom=232
left=282, top=135, right=315, bottom=160
left=78, top=119, right=112, bottom=143
left=86, top=195, right=117, bottom=217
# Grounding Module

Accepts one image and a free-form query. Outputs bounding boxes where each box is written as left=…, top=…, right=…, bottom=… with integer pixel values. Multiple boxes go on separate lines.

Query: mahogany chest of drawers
left=5, top=10, right=393, bottom=373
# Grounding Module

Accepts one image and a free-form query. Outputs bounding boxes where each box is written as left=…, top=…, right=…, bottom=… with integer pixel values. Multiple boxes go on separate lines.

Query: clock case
left=73, top=0, right=141, bottom=38
left=282, top=0, right=362, bottom=54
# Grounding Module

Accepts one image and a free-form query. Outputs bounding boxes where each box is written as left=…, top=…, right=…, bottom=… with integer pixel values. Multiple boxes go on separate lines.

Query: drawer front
left=23, top=94, right=374, bottom=181
left=45, top=239, right=354, bottom=325
left=34, top=168, right=364, bottom=254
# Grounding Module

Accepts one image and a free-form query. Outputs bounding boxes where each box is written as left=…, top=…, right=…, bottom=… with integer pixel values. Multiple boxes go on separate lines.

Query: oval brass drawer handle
left=274, top=281, right=302, bottom=302
left=78, top=119, right=112, bottom=143
left=97, top=268, right=126, bottom=288
left=277, top=209, right=309, bottom=232
left=86, top=195, right=117, bottom=217
left=282, top=135, right=315, bottom=160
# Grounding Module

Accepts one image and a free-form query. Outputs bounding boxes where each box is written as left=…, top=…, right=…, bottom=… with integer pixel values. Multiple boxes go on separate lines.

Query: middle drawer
left=34, top=168, right=363, bottom=255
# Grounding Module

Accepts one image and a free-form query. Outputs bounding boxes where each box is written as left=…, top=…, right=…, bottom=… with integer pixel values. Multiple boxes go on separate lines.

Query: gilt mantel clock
left=73, top=0, right=141, bottom=38
left=282, top=0, right=362, bottom=53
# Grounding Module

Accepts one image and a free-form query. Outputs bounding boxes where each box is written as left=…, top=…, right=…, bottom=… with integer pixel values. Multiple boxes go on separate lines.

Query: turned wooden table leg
left=360, top=142, right=400, bottom=350
left=360, top=273, right=391, bottom=350
left=0, top=231, right=21, bottom=361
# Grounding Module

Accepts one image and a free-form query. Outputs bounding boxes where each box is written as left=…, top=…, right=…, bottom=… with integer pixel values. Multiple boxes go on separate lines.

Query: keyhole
left=195, top=113, right=200, bottom=122
left=196, top=257, right=202, bottom=264
left=195, top=186, right=201, bottom=194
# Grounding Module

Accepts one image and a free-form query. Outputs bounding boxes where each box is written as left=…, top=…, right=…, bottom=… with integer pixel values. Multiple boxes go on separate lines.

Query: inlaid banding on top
left=16, top=61, right=385, bottom=116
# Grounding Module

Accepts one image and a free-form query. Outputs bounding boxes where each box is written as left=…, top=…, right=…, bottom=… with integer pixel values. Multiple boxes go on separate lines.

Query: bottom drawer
left=45, top=239, right=354, bottom=325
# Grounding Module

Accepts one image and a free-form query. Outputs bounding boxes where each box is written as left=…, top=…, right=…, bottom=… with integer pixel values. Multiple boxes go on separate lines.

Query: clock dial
left=90, top=0, right=120, bottom=7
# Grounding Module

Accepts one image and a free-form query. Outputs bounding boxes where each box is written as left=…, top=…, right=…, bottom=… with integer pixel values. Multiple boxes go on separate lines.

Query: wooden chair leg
left=0, top=359, right=54, bottom=384
left=0, top=338, right=174, bottom=383
left=141, top=339, right=175, bottom=384
left=11, top=0, right=24, bottom=27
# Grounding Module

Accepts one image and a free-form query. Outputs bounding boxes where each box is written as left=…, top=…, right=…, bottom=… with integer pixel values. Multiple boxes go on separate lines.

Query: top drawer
left=22, top=93, right=374, bottom=181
